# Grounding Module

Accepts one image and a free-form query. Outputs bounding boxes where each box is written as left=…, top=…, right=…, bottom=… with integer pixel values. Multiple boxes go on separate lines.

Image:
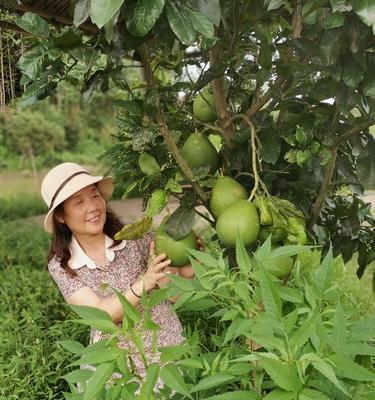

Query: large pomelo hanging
left=216, top=200, right=260, bottom=247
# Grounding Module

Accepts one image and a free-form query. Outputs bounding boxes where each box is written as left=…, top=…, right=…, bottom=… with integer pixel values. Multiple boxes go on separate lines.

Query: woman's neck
left=74, top=232, right=106, bottom=255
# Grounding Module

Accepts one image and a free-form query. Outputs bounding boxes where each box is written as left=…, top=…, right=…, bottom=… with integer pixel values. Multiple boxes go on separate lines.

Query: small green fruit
left=138, top=153, right=160, bottom=176
left=193, top=89, right=217, bottom=122
left=210, top=176, right=248, bottom=218
left=155, top=218, right=198, bottom=267
left=263, top=245, right=294, bottom=278
left=257, top=226, right=288, bottom=244
left=181, top=132, right=219, bottom=175
left=216, top=200, right=260, bottom=247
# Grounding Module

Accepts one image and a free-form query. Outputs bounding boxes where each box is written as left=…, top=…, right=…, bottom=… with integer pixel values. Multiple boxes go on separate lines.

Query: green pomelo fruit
left=210, top=176, right=248, bottom=218
left=262, top=245, right=294, bottom=278
left=216, top=200, right=260, bottom=247
left=193, top=90, right=217, bottom=122
left=181, top=132, right=219, bottom=175
left=155, top=218, right=198, bottom=267
left=258, top=226, right=288, bottom=244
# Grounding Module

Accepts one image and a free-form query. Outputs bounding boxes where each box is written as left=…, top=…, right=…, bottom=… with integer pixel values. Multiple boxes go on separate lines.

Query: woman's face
left=58, top=184, right=107, bottom=236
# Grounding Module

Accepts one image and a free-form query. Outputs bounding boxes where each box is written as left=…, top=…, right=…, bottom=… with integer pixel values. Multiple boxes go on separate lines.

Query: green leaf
left=263, top=391, right=295, bottom=400
left=256, top=257, right=283, bottom=325
left=70, top=347, right=123, bottom=367
left=331, top=300, right=346, bottom=348
left=113, top=289, right=141, bottom=324
left=313, top=247, right=335, bottom=294
left=319, top=30, right=344, bottom=65
left=290, top=311, right=319, bottom=352
left=57, top=340, right=85, bottom=355
left=70, top=318, right=120, bottom=334
left=90, top=0, right=125, bottom=28
left=303, top=353, right=349, bottom=395
left=267, top=0, right=286, bottom=11
left=74, top=0, right=90, bottom=26
left=201, top=391, right=261, bottom=400
left=299, top=388, right=331, bottom=400
left=349, top=315, right=375, bottom=341
left=330, top=0, right=352, bottom=13
left=159, top=363, right=193, bottom=399
left=183, top=7, right=214, bottom=38
left=278, top=286, right=304, bottom=304
left=139, top=364, right=160, bottom=399
left=235, top=231, right=252, bottom=277
left=191, top=373, right=236, bottom=392
left=223, top=318, right=252, bottom=344
left=352, top=0, right=375, bottom=27
left=328, top=354, right=375, bottom=381
left=83, top=362, right=115, bottom=400
left=61, top=369, right=93, bottom=384
left=342, top=58, right=364, bottom=88
left=128, top=0, right=165, bottom=36
left=260, top=132, right=281, bottom=164
left=256, top=354, right=299, bottom=392
left=233, top=281, right=252, bottom=306
left=166, top=2, right=196, bottom=45
left=324, top=12, right=345, bottom=29
left=68, top=304, right=113, bottom=322
left=114, top=218, right=153, bottom=240
left=193, top=0, right=221, bottom=26
left=340, top=341, right=375, bottom=356
left=16, top=12, right=50, bottom=37
left=164, top=206, right=195, bottom=240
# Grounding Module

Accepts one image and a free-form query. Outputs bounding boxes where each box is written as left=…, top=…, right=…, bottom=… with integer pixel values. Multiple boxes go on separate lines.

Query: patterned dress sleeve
left=48, top=258, right=86, bottom=301
left=135, top=231, right=155, bottom=270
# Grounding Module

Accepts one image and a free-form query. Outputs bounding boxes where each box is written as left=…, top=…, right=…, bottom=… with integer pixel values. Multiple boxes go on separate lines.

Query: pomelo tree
left=13, top=1, right=375, bottom=398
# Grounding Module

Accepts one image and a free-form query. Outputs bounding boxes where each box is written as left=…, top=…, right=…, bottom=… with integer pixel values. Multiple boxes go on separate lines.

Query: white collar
left=69, top=234, right=126, bottom=270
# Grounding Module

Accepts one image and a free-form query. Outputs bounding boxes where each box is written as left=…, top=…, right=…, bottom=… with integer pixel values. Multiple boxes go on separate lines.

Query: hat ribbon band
left=49, top=171, right=90, bottom=210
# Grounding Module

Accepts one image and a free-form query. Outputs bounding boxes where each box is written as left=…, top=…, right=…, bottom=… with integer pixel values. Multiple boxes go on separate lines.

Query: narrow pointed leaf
left=83, top=362, right=115, bottom=400
left=159, top=363, right=193, bottom=399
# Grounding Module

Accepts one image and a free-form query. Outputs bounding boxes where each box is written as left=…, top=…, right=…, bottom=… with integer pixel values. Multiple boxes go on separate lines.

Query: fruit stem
left=224, top=114, right=262, bottom=201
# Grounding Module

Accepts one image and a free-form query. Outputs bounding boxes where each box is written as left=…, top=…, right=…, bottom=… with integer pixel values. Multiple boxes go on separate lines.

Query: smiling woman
left=40, top=162, right=195, bottom=392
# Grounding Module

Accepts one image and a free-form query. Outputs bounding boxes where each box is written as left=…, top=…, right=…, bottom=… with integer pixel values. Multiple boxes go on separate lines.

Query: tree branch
left=139, top=44, right=208, bottom=205
left=209, top=45, right=235, bottom=147
left=308, top=121, right=373, bottom=229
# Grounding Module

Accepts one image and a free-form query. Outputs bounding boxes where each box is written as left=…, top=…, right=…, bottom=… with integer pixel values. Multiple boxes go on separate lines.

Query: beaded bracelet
left=130, top=285, right=141, bottom=298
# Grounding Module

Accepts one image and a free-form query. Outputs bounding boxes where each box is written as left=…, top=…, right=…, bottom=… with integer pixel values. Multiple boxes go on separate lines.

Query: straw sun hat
left=41, top=162, right=114, bottom=234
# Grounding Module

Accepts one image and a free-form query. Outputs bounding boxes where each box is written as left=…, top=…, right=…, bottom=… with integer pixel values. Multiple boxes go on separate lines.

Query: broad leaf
left=352, top=0, right=375, bottom=27
left=290, top=311, right=319, bottom=352
left=68, top=304, right=113, bottom=321
left=16, top=12, right=50, bottom=36
left=128, top=0, right=165, bottom=37
left=235, top=232, right=252, bottom=277
left=193, top=0, right=221, bottom=26
left=83, top=362, right=115, bottom=400
left=114, top=289, right=141, bottom=324
left=223, top=318, right=252, bottom=344
left=166, top=3, right=196, bottom=45
left=74, top=0, right=90, bottom=26
left=57, top=340, right=85, bottom=355
left=202, top=392, right=261, bottom=400
left=139, top=364, right=160, bottom=399
left=256, top=354, right=300, bottom=392
left=299, top=388, right=331, bottom=400
left=90, top=0, right=124, bottom=28
left=349, top=315, right=375, bottom=341
left=164, top=206, right=195, bottom=240
left=159, top=363, right=193, bottom=399
left=263, top=391, right=295, bottom=400
left=313, top=247, right=335, bottom=295
left=114, top=217, right=152, bottom=240
left=61, top=369, right=93, bottom=384
left=69, top=347, right=123, bottom=367
left=330, top=300, right=346, bottom=349
left=328, top=354, right=375, bottom=381
left=183, top=7, right=214, bottom=38
left=190, top=373, right=236, bottom=392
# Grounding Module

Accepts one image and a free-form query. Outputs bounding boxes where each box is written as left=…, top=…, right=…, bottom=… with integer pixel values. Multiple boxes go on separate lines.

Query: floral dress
left=47, top=233, right=185, bottom=391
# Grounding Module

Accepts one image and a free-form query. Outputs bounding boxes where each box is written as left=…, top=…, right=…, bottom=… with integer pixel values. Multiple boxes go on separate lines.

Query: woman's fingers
left=153, top=259, right=171, bottom=272
left=151, top=253, right=167, bottom=266
left=149, top=241, right=155, bottom=254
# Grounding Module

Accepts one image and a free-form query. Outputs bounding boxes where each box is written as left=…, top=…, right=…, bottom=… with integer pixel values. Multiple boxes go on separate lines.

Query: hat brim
left=44, top=175, right=114, bottom=234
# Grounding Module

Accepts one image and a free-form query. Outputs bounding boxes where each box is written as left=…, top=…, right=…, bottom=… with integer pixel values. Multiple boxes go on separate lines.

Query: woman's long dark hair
left=47, top=202, right=123, bottom=277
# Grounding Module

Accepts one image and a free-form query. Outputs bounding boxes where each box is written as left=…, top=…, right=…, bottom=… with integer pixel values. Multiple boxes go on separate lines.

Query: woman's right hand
left=140, top=241, right=171, bottom=292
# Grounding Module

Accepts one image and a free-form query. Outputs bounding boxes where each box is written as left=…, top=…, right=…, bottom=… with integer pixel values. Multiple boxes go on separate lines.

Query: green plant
left=60, top=236, right=375, bottom=399
left=0, top=219, right=50, bottom=269
left=0, top=265, right=89, bottom=399
left=0, top=196, right=46, bottom=222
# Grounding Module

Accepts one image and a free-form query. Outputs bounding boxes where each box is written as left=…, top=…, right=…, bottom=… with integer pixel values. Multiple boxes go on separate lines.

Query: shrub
left=0, top=265, right=89, bottom=399
left=0, top=196, right=46, bottom=222
left=0, top=220, right=50, bottom=269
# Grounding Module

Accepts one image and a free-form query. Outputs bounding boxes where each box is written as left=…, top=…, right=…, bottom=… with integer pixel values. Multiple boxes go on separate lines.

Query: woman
left=41, top=162, right=195, bottom=392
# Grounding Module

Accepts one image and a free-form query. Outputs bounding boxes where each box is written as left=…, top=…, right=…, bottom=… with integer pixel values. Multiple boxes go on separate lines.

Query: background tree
left=15, top=0, right=374, bottom=274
